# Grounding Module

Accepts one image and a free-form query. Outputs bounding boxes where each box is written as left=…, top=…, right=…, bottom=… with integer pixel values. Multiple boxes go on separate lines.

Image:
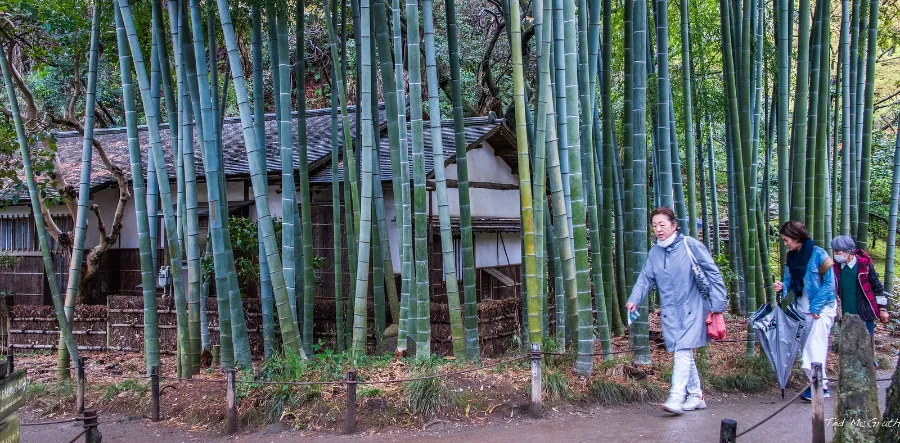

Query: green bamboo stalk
left=856, top=0, right=879, bottom=249
left=776, top=0, right=790, bottom=238
left=110, top=1, right=159, bottom=372
left=681, top=0, right=697, bottom=238
left=370, top=0, right=402, bottom=326
left=884, top=114, right=900, bottom=296
left=576, top=0, right=610, bottom=357
left=167, top=0, right=204, bottom=371
left=812, top=0, right=831, bottom=248
left=57, top=5, right=99, bottom=375
left=806, top=1, right=822, bottom=234
left=404, top=0, right=431, bottom=357
left=177, top=3, right=234, bottom=368
left=840, top=0, right=851, bottom=236
left=698, top=119, right=710, bottom=247
left=1, top=40, right=82, bottom=376
left=848, top=0, right=864, bottom=237
left=214, top=0, right=304, bottom=357
left=789, top=0, right=812, bottom=222
left=600, top=0, right=622, bottom=337
left=629, top=0, right=652, bottom=366
left=350, top=0, right=376, bottom=353
left=422, top=0, right=467, bottom=357
left=295, top=0, right=317, bottom=357
left=707, top=118, right=720, bottom=256
left=117, top=0, right=194, bottom=374
left=446, top=0, right=480, bottom=359
left=653, top=0, right=674, bottom=210
left=392, top=0, right=414, bottom=355
left=720, top=0, right=756, bottom=351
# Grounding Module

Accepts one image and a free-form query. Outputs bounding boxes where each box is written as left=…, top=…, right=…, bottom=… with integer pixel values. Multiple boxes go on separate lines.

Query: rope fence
left=15, top=336, right=894, bottom=440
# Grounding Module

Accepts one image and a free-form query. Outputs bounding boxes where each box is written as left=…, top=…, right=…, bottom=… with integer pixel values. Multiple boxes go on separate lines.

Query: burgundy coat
left=833, top=249, right=886, bottom=320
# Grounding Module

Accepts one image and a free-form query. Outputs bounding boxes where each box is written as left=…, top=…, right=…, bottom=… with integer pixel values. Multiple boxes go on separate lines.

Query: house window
left=0, top=214, right=72, bottom=253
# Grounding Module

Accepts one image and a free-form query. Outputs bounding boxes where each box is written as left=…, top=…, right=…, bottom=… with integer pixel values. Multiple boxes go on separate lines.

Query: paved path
left=19, top=374, right=894, bottom=443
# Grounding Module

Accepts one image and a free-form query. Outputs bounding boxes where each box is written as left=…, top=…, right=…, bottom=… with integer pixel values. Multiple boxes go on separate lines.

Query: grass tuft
left=102, top=379, right=149, bottom=402
left=542, top=370, right=573, bottom=402
left=588, top=378, right=666, bottom=407
left=705, top=354, right=775, bottom=393
left=404, top=357, right=452, bottom=418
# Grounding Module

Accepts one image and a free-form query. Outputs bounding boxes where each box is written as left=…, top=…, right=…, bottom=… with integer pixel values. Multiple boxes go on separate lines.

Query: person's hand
left=811, top=313, right=820, bottom=320
left=879, top=310, right=890, bottom=323
left=625, top=302, right=636, bottom=312
left=773, top=281, right=783, bottom=292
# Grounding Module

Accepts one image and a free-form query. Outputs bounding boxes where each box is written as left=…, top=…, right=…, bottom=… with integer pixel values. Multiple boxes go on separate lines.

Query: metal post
left=83, top=408, right=101, bottom=443
left=811, top=362, right=825, bottom=443
left=150, top=366, right=160, bottom=422
left=719, top=419, right=737, bottom=443
left=530, top=343, right=542, bottom=418
left=343, top=370, right=357, bottom=434
left=226, top=369, right=237, bottom=435
left=76, top=357, right=86, bottom=415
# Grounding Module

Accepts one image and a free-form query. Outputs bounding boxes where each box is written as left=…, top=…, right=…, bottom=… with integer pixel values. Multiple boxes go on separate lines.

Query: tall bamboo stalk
left=1, top=40, right=82, bottom=376
left=856, top=0, right=879, bottom=249
left=215, top=0, right=304, bottom=356
left=57, top=5, right=99, bottom=375
left=789, top=0, right=812, bottom=222
left=446, top=0, right=480, bottom=359
left=351, top=0, right=376, bottom=353
left=884, top=116, right=900, bottom=297
left=630, top=0, right=652, bottom=365
left=681, top=0, right=697, bottom=238
left=117, top=0, right=193, bottom=373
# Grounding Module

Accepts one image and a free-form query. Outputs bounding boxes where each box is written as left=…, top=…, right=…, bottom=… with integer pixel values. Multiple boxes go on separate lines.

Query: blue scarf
left=786, top=239, right=815, bottom=294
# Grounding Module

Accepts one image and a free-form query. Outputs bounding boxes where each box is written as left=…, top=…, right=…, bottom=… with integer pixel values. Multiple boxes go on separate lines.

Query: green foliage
left=714, top=253, right=737, bottom=287
left=0, top=251, right=18, bottom=269
left=101, top=379, right=149, bottom=402
left=201, top=217, right=324, bottom=290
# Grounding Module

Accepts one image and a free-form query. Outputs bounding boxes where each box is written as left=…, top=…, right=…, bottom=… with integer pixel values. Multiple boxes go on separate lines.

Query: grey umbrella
left=750, top=303, right=808, bottom=396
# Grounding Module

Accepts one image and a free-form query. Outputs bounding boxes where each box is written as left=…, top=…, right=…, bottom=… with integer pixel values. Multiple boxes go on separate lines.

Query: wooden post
left=83, top=408, right=101, bottom=443
left=530, top=342, right=542, bottom=418
left=811, top=362, right=825, bottom=443
left=6, top=350, right=12, bottom=375
left=76, top=357, right=86, bottom=415
left=343, top=370, right=357, bottom=434
left=226, top=369, right=237, bottom=435
left=719, top=419, right=737, bottom=443
left=150, top=366, right=160, bottom=422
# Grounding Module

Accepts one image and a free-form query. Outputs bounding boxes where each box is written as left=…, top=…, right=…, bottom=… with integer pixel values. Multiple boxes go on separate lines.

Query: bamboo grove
left=0, top=0, right=896, bottom=378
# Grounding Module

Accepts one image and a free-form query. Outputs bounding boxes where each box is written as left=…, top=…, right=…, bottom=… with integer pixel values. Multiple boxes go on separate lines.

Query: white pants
left=800, top=303, right=837, bottom=382
left=669, top=349, right=703, bottom=402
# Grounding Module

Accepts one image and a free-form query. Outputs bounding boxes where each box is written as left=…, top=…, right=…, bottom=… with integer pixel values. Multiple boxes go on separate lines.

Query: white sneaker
left=682, top=394, right=707, bottom=411
left=661, top=397, right=685, bottom=415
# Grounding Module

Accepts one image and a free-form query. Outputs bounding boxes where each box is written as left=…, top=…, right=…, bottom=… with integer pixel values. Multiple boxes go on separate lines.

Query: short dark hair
left=779, top=220, right=810, bottom=243
left=650, top=207, right=677, bottom=225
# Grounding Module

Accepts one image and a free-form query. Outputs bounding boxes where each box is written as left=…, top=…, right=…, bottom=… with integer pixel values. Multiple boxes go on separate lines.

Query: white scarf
left=656, top=232, right=677, bottom=248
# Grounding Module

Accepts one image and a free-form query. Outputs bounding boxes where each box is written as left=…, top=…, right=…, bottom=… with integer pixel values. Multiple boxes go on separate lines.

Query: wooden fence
left=5, top=296, right=521, bottom=357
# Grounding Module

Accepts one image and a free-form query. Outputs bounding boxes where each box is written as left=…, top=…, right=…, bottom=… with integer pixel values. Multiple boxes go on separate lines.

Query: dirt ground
left=19, top=373, right=895, bottom=443
left=13, top=314, right=900, bottom=442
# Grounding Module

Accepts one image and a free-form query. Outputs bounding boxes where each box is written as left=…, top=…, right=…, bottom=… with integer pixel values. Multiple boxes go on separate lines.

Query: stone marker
left=834, top=314, right=879, bottom=443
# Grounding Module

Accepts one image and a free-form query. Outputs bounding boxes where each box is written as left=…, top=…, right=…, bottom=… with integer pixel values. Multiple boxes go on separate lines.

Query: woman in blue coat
left=626, top=207, right=728, bottom=415
left=773, top=221, right=837, bottom=401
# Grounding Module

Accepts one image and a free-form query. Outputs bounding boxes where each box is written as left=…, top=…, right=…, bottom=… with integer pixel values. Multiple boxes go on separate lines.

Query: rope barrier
left=19, top=417, right=81, bottom=427
left=735, top=382, right=811, bottom=438
left=157, top=356, right=528, bottom=387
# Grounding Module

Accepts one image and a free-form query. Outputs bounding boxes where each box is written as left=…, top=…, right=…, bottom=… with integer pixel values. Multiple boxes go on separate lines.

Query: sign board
left=0, top=371, right=25, bottom=424
left=0, top=414, right=18, bottom=443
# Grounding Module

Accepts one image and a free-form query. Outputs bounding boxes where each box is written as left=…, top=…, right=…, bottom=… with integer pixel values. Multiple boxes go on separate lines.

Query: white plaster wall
left=474, top=232, right=522, bottom=267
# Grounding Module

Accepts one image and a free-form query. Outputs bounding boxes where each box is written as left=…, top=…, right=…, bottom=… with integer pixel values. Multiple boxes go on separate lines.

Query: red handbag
left=707, top=312, right=726, bottom=340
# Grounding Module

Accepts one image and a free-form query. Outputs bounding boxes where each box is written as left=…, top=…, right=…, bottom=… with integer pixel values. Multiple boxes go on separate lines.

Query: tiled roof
left=4, top=106, right=508, bottom=203
left=309, top=116, right=504, bottom=184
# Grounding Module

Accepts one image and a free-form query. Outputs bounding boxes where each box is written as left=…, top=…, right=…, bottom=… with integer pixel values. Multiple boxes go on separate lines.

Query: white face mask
left=834, top=254, right=848, bottom=264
